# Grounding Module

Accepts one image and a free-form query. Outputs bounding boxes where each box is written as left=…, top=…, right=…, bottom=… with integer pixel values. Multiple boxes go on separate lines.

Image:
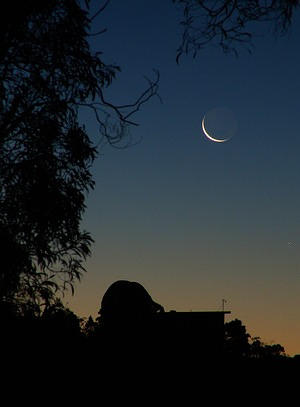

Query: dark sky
left=66, top=0, right=300, bottom=356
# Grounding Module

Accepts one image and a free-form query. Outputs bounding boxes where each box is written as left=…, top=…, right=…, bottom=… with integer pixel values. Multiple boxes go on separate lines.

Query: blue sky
left=66, top=0, right=300, bottom=356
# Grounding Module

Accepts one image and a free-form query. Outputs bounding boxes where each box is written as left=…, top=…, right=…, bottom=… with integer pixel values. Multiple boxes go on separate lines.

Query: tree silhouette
left=224, top=319, right=251, bottom=359
left=40, top=299, right=83, bottom=346
left=82, top=315, right=98, bottom=337
left=0, top=1, right=159, bottom=311
left=224, top=319, right=288, bottom=361
left=173, top=0, right=300, bottom=59
left=249, top=336, right=286, bottom=359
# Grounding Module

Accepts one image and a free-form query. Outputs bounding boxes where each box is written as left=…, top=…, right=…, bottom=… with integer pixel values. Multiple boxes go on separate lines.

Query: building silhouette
left=98, top=280, right=231, bottom=360
left=151, top=311, right=231, bottom=358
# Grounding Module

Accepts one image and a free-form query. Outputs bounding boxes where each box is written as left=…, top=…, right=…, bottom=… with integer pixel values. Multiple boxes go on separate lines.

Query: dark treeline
left=2, top=280, right=299, bottom=371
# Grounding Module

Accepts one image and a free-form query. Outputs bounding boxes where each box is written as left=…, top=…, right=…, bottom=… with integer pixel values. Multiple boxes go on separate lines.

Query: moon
left=201, top=116, right=230, bottom=143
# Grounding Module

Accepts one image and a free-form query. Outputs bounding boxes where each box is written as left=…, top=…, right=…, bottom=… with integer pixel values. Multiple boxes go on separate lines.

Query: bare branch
left=174, top=0, right=300, bottom=60
left=77, top=69, right=161, bottom=148
left=90, top=0, right=111, bottom=21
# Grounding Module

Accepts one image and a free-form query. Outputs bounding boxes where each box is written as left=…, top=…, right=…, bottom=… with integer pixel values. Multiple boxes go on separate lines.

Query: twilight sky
left=66, top=0, right=300, bottom=356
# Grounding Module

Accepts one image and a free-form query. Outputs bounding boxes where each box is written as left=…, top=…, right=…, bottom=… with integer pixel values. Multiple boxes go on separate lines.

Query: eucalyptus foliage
left=0, top=0, right=159, bottom=310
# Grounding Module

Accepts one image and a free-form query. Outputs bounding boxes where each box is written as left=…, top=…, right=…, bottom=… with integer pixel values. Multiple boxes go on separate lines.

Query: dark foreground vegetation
left=2, top=280, right=299, bottom=374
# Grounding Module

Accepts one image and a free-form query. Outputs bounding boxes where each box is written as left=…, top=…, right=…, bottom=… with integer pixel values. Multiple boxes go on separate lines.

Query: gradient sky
left=65, top=0, right=300, bottom=356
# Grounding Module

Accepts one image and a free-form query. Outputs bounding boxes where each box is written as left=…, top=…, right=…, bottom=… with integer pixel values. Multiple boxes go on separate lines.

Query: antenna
left=222, top=299, right=227, bottom=312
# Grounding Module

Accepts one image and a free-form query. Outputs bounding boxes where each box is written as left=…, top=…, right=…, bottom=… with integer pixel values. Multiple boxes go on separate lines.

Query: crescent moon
left=201, top=117, right=230, bottom=143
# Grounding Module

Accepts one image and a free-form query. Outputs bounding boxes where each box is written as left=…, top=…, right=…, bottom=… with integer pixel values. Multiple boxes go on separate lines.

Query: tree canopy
left=174, top=0, right=300, bottom=59
left=224, top=318, right=287, bottom=360
left=0, top=0, right=158, bottom=311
